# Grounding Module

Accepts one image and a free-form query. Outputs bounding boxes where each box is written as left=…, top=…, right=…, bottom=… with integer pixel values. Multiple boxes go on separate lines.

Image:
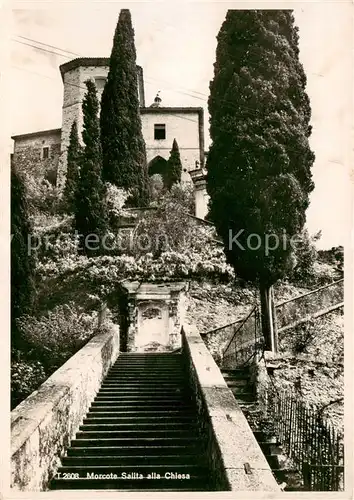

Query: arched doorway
left=148, top=155, right=168, bottom=178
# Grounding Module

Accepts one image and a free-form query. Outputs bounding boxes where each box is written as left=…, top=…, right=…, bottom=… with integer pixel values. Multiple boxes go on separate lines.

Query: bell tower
left=57, top=58, right=145, bottom=190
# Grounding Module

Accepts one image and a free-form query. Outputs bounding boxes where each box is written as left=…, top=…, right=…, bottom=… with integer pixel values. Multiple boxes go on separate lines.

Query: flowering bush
left=106, top=183, right=130, bottom=216
left=11, top=358, right=47, bottom=409
left=16, top=303, right=98, bottom=372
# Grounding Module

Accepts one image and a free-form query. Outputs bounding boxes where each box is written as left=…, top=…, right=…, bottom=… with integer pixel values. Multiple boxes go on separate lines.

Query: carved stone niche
left=121, top=281, right=187, bottom=352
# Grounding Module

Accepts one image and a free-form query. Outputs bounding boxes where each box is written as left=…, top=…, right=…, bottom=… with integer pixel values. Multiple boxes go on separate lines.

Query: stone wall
left=11, top=323, right=120, bottom=491
left=12, top=129, right=61, bottom=184
left=181, top=323, right=279, bottom=492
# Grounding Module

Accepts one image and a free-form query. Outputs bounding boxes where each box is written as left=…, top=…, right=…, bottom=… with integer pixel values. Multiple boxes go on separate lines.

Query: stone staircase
left=222, top=367, right=303, bottom=491
left=51, top=353, right=212, bottom=491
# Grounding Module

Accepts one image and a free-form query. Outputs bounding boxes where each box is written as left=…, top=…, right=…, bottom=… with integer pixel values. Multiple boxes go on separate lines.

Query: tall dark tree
left=63, top=120, right=81, bottom=213
left=74, top=80, right=107, bottom=255
left=11, top=165, right=35, bottom=349
left=100, top=9, right=150, bottom=206
left=207, top=10, right=315, bottom=351
left=165, top=139, right=182, bottom=190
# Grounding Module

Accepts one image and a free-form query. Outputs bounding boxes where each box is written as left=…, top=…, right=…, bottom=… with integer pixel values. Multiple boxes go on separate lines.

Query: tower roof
left=59, top=58, right=143, bottom=81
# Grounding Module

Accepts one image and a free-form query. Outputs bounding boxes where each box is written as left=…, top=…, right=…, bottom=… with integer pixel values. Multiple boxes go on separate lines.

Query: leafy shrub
left=291, top=320, right=317, bottom=353
left=16, top=304, right=98, bottom=372
left=11, top=358, right=46, bottom=409
left=150, top=174, right=164, bottom=204
left=24, top=175, right=62, bottom=216
left=318, top=247, right=344, bottom=276
left=287, top=229, right=319, bottom=285
left=130, top=184, right=202, bottom=258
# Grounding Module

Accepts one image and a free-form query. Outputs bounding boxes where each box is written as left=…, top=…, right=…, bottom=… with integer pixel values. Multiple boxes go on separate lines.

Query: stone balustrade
left=181, top=323, right=280, bottom=491
left=11, top=322, right=120, bottom=491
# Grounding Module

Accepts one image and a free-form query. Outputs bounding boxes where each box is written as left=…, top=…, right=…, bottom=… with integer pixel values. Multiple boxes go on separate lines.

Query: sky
left=3, top=1, right=353, bottom=249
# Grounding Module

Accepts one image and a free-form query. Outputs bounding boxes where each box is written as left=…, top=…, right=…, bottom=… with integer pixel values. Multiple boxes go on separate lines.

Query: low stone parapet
left=181, top=323, right=280, bottom=491
left=11, top=323, right=120, bottom=491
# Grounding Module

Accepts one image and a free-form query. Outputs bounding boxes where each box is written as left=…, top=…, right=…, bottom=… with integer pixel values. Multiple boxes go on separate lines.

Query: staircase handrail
left=275, top=278, right=343, bottom=308
left=222, top=305, right=257, bottom=355
left=202, top=278, right=344, bottom=339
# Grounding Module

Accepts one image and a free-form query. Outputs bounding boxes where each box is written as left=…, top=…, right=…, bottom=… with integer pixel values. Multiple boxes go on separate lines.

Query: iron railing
left=222, top=304, right=262, bottom=369
left=267, top=387, right=344, bottom=491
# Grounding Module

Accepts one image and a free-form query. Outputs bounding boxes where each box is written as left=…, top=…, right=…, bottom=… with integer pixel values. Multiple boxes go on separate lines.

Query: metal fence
left=268, top=387, right=344, bottom=491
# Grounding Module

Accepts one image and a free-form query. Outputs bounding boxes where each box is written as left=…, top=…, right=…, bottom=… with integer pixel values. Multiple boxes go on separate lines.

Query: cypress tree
left=100, top=9, right=150, bottom=207
left=11, top=165, right=35, bottom=349
left=74, top=80, right=107, bottom=256
left=63, top=120, right=81, bottom=213
left=207, top=10, right=315, bottom=350
left=165, top=139, right=182, bottom=190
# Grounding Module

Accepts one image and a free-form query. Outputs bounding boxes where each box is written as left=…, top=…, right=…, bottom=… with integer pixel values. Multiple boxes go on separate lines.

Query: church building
left=11, top=58, right=209, bottom=218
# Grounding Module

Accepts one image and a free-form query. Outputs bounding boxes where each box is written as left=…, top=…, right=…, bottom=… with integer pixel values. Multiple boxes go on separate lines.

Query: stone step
left=51, top=352, right=212, bottom=492
left=106, top=374, right=184, bottom=379
left=80, top=422, right=197, bottom=431
left=94, top=395, right=189, bottom=401
left=265, top=454, right=281, bottom=469
left=271, top=468, right=300, bottom=483
left=236, top=400, right=257, bottom=407
left=235, top=393, right=256, bottom=403
left=62, top=454, right=202, bottom=466
left=110, top=363, right=183, bottom=366
left=253, top=430, right=279, bottom=443
left=100, top=382, right=185, bottom=387
left=118, top=353, right=181, bottom=356
left=258, top=441, right=283, bottom=455
left=91, top=400, right=189, bottom=407
left=56, top=464, right=206, bottom=475
left=117, top=355, right=181, bottom=358
left=88, top=405, right=194, bottom=412
left=221, top=369, right=250, bottom=377
left=111, top=365, right=183, bottom=370
left=67, top=445, right=202, bottom=456
left=75, top=430, right=195, bottom=439
left=108, top=366, right=184, bottom=371
left=94, top=395, right=189, bottom=402
left=112, top=365, right=183, bottom=369
left=86, top=412, right=195, bottom=419
left=230, top=385, right=254, bottom=394
left=109, top=364, right=184, bottom=369
left=222, top=377, right=248, bottom=386
left=83, top=415, right=196, bottom=424
left=225, top=379, right=252, bottom=388
left=102, top=380, right=187, bottom=385
left=97, top=387, right=187, bottom=393
left=103, top=375, right=186, bottom=379
left=71, top=436, right=200, bottom=447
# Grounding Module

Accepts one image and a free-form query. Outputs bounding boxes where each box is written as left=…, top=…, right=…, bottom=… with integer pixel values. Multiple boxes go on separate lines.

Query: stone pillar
left=189, top=167, right=209, bottom=220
